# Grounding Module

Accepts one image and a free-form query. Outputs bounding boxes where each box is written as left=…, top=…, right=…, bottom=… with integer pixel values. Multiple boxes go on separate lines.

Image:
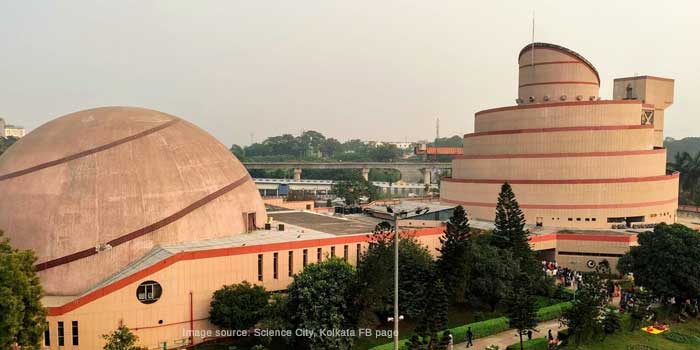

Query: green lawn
left=574, top=318, right=700, bottom=350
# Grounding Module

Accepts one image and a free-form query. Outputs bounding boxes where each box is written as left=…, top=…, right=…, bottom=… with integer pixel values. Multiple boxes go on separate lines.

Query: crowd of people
left=542, top=260, right=583, bottom=289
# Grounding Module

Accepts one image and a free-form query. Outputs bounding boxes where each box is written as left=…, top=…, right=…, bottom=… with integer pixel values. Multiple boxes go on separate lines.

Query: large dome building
left=0, top=107, right=267, bottom=295
left=441, top=43, right=678, bottom=229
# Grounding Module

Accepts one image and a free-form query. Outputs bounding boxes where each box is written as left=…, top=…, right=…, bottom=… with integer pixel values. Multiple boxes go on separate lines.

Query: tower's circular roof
left=0, top=107, right=266, bottom=295
left=519, top=42, right=600, bottom=84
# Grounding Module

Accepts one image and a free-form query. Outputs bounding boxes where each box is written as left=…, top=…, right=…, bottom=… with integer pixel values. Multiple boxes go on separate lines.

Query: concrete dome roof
left=0, top=107, right=266, bottom=295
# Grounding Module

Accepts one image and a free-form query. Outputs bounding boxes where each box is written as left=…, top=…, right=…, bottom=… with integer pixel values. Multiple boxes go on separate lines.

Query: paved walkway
left=455, top=319, right=564, bottom=349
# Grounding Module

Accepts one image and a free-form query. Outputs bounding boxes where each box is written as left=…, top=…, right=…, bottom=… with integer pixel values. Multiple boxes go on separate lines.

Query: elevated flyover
left=243, top=161, right=451, bottom=183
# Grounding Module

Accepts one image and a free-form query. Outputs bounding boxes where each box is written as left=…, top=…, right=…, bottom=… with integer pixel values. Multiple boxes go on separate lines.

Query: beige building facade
left=441, top=43, right=678, bottom=229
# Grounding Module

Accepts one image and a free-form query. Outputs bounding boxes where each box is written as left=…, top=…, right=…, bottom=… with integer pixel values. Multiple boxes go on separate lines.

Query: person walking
left=527, top=329, right=533, bottom=340
left=466, top=326, right=474, bottom=348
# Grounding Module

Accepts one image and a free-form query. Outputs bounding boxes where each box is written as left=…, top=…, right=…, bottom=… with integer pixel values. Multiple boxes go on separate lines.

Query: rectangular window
left=44, top=322, right=50, bottom=346
left=303, top=249, right=308, bottom=267
left=288, top=251, right=294, bottom=277
left=58, top=321, right=65, bottom=346
left=343, top=245, right=348, bottom=261
left=72, top=321, right=79, bottom=346
left=273, top=252, right=279, bottom=279
left=317, top=248, right=322, bottom=262
left=257, top=254, right=263, bottom=281
left=331, top=246, right=335, bottom=257
left=356, top=244, right=361, bottom=265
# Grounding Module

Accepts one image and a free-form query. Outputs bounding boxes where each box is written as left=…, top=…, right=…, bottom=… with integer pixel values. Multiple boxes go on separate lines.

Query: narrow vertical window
left=44, top=322, right=50, bottom=346
left=317, top=248, right=322, bottom=262
left=356, top=244, right=361, bottom=265
left=331, top=246, right=335, bottom=257
left=72, top=321, right=79, bottom=345
left=273, top=252, right=279, bottom=279
left=58, top=321, right=65, bottom=346
left=257, top=254, right=263, bottom=281
left=303, top=249, right=308, bottom=267
left=343, top=245, right=348, bottom=261
left=288, top=251, right=294, bottom=277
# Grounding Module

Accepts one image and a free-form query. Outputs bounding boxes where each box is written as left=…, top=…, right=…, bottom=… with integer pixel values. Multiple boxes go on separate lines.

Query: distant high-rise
left=441, top=43, right=677, bottom=229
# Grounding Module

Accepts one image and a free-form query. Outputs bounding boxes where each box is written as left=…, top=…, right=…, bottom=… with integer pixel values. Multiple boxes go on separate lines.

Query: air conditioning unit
left=529, top=96, right=535, bottom=102
left=515, top=98, right=523, bottom=104
left=576, top=95, right=583, bottom=101
left=543, top=95, right=550, bottom=101
left=560, top=95, right=567, bottom=101
left=589, top=96, right=596, bottom=101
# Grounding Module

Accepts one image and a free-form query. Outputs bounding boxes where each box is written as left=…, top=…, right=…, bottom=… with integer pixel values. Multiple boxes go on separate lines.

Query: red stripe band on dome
left=0, top=118, right=180, bottom=182
left=453, top=149, right=666, bottom=159
left=441, top=197, right=678, bottom=210
left=463, top=124, right=653, bottom=138
left=519, top=81, right=599, bottom=88
left=35, top=175, right=251, bottom=272
left=442, top=172, right=678, bottom=185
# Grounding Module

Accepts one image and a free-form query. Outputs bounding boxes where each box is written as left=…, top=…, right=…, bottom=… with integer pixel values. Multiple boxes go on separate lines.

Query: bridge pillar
left=422, top=168, right=431, bottom=184
left=293, top=168, right=302, bottom=181
left=361, top=167, right=370, bottom=181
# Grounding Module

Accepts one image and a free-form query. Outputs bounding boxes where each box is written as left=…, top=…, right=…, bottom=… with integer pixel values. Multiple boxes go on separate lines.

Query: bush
left=370, top=301, right=572, bottom=350
left=506, top=338, right=548, bottom=350
left=663, top=331, right=700, bottom=344
left=536, top=302, right=572, bottom=322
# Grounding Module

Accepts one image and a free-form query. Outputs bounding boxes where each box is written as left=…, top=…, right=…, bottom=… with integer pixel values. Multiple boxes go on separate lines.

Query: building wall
left=474, top=100, right=644, bottom=133
left=4, top=126, right=26, bottom=138
left=452, top=149, right=666, bottom=180
left=43, top=229, right=444, bottom=350
left=462, top=125, right=655, bottom=155
left=442, top=44, right=678, bottom=229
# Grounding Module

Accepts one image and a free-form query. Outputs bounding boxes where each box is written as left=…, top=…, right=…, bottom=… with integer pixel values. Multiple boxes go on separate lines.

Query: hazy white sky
left=1, top=1, right=698, bottom=146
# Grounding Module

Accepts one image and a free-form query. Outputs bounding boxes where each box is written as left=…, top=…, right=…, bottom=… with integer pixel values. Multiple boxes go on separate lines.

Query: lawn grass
left=575, top=317, right=700, bottom=350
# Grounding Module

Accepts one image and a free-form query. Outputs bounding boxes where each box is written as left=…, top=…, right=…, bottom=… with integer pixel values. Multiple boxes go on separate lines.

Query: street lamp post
left=386, top=205, right=430, bottom=350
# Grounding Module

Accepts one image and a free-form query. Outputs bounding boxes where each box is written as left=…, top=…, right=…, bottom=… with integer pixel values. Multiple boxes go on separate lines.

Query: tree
left=0, top=231, right=46, bottom=349
left=618, top=224, right=700, bottom=300
left=230, top=144, right=246, bottom=160
left=369, top=144, right=402, bottom=162
left=627, top=289, right=653, bottom=331
left=210, top=281, right=270, bottom=331
left=331, top=174, right=379, bottom=205
left=468, top=242, right=517, bottom=311
left=668, top=151, right=700, bottom=205
left=562, top=263, right=610, bottom=345
left=320, top=138, right=343, bottom=159
left=491, top=183, right=540, bottom=281
left=504, top=273, right=538, bottom=350
left=0, top=136, right=18, bottom=157
left=436, top=206, right=472, bottom=304
left=492, top=183, right=531, bottom=261
left=600, top=308, right=621, bottom=337
left=286, top=258, right=358, bottom=350
left=357, top=233, right=434, bottom=324
left=102, top=326, right=147, bottom=350
left=409, top=279, right=450, bottom=350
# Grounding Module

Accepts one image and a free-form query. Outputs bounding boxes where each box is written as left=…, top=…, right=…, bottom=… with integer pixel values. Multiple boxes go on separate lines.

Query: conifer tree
left=492, top=183, right=540, bottom=279
left=504, top=273, right=538, bottom=350
left=410, top=279, right=450, bottom=350
left=436, top=206, right=471, bottom=303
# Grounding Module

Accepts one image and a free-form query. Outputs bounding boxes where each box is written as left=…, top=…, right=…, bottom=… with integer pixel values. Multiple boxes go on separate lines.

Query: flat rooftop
left=268, top=211, right=377, bottom=235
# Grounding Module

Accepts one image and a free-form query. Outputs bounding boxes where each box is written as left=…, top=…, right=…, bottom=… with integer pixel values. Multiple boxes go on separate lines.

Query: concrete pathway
left=454, top=319, right=563, bottom=350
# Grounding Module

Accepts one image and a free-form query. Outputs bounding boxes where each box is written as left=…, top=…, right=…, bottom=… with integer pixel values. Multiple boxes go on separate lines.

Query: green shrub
left=663, top=331, right=700, bottom=344
left=370, top=301, right=572, bottom=350
left=506, top=337, right=548, bottom=350
left=536, top=302, right=572, bottom=322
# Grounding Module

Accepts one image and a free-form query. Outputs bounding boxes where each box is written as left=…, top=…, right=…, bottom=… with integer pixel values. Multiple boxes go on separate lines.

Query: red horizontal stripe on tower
left=463, top=124, right=653, bottom=138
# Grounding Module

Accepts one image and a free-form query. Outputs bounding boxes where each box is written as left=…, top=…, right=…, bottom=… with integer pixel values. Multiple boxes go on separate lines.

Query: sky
left=1, top=1, right=698, bottom=146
